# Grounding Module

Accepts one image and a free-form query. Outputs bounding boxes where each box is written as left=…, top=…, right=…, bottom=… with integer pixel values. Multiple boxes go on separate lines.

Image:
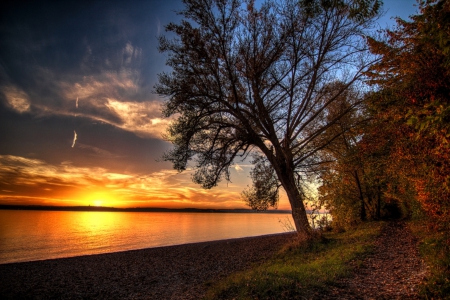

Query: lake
left=0, top=210, right=295, bottom=264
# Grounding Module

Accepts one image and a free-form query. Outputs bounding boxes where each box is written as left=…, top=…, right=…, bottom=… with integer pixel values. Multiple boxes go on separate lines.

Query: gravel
left=0, top=233, right=295, bottom=300
left=1, top=222, right=427, bottom=299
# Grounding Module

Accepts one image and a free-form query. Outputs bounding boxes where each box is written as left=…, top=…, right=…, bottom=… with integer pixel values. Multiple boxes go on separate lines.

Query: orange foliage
left=366, top=0, right=450, bottom=229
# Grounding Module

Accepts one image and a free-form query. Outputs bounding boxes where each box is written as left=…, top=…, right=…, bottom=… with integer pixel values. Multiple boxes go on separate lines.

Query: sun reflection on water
left=0, top=210, right=295, bottom=264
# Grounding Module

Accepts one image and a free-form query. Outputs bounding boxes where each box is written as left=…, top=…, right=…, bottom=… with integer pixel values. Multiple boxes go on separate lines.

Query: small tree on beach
left=155, top=0, right=381, bottom=239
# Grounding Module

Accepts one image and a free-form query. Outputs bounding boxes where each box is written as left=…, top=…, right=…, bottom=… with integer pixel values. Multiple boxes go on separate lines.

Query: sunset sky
left=0, top=0, right=418, bottom=209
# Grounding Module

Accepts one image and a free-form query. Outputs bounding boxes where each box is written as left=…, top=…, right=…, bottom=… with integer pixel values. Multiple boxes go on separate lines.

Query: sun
left=93, top=200, right=103, bottom=207
left=84, top=191, right=114, bottom=207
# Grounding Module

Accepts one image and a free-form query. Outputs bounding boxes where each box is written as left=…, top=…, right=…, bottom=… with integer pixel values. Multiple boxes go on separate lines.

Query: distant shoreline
left=0, top=204, right=292, bottom=214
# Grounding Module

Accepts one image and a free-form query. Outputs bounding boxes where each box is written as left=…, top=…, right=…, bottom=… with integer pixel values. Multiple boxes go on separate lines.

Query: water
left=0, top=210, right=294, bottom=264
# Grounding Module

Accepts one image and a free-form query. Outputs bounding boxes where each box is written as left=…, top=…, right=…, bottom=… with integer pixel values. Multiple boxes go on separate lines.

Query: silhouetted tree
left=156, top=0, right=381, bottom=239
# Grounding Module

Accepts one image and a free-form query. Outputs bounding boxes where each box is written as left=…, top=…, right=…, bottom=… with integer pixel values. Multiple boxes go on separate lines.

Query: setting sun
left=84, top=191, right=114, bottom=207
left=93, top=200, right=103, bottom=207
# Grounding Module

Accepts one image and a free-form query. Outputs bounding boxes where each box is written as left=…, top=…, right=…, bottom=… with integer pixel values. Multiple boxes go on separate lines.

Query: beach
left=0, top=233, right=295, bottom=299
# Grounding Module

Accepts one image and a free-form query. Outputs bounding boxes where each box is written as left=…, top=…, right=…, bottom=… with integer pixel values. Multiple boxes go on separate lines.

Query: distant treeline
left=0, top=205, right=292, bottom=214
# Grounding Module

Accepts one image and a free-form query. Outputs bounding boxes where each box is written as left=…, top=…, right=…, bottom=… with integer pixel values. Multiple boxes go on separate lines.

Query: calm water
left=0, top=210, right=294, bottom=264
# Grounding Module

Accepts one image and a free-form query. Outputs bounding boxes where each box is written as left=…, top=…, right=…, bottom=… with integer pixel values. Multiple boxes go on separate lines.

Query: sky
left=0, top=0, right=419, bottom=209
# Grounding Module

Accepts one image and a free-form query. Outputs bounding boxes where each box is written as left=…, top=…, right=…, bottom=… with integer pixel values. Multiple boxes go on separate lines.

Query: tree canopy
left=156, top=0, right=381, bottom=238
left=317, top=0, right=450, bottom=233
left=365, top=0, right=450, bottom=229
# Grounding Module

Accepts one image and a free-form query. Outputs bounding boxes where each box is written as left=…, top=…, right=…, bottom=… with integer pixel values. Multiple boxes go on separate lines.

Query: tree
left=317, top=85, right=369, bottom=227
left=316, top=85, right=388, bottom=227
left=155, top=0, right=381, bottom=239
left=366, top=0, right=450, bottom=230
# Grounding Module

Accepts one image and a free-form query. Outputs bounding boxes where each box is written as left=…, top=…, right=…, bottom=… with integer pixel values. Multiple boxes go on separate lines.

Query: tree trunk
left=353, top=170, right=366, bottom=221
left=274, top=162, right=312, bottom=239
left=285, top=185, right=313, bottom=239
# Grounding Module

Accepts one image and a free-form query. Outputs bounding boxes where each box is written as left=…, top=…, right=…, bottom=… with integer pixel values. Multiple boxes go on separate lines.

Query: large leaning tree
left=155, top=0, right=381, bottom=239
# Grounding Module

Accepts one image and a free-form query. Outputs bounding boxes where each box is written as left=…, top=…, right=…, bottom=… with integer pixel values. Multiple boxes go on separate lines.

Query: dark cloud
left=0, top=0, right=181, bottom=171
left=0, top=0, right=182, bottom=116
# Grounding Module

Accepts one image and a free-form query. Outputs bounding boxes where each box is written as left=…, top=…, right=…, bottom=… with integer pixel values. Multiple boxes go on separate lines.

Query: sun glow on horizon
left=84, top=191, right=115, bottom=207
left=93, top=200, right=103, bottom=207
left=0, top=154, right=294, bottom=210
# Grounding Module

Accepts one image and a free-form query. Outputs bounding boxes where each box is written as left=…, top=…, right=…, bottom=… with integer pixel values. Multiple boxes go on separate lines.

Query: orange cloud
left=0, top=155, right=284, bottom=209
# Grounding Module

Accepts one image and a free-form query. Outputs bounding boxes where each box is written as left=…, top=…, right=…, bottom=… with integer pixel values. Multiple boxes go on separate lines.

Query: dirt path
left=327, top=221, right=428, bottom=299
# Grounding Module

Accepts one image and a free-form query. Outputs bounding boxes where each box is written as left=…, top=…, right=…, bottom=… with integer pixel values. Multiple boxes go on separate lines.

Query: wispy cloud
left=71, top=131, right=77, bottom=148
left=2, top=86, right=30, bottom=113
left=105, top=98, right=171, bottom=138
left=75, top=143, right=120, bottom=158
left=1, top=41, right=168, bottom=140
left=21, top=66, right=170, bottom=139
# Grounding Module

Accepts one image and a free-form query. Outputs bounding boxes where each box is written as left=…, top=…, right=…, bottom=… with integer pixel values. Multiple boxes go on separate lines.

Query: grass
left=409, top=220, right=450, bottom=299
left=204, top=222, right=383, bottom=300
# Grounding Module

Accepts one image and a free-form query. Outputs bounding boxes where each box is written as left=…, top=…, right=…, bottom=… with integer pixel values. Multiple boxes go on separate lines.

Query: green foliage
left=204, top=222, right=382, bottom=299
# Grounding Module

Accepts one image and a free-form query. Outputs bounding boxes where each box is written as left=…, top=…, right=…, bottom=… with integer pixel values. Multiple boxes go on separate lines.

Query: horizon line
left=0, top=204, right=294, bottom=213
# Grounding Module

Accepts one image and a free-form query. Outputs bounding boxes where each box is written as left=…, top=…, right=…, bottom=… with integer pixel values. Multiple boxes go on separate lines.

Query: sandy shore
left=0, top=233, right=295, bottom=300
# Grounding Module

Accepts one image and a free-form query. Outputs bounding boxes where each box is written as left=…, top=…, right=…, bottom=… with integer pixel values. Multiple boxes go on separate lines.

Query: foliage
left=204, top=222, right=382, bottom=299
left=242, top=155, right=279, bottom=211
left=156, top=0, right=381, bottom=237
left=316, top=88, right=395, bottom=229
left=323, top=0, right=450, bottom=230
left=366, top=0, right=450, bottom=230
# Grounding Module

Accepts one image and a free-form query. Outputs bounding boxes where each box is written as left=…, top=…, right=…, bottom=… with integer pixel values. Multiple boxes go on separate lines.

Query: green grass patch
left=204, top=222, right=383, bottom=300
left=409, top=221, right=450, bottom=299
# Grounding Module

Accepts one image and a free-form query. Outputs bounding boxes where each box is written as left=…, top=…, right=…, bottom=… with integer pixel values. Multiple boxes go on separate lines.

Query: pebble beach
left=0, top=233, right=295, bottom=300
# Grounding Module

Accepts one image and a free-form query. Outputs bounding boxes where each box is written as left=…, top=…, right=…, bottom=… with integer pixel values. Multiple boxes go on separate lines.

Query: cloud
left=71, top=131, right=77, bottom=148
left=1, top=39, right=167, bottom=139
left=75, top=143, right=120, bottom=158
left=42, top=57, right=168, bottom=139
left=105, top=98, right=171, bottom=138
left=122, top=42, right=142, bottom=66
left=2, top=86, right=30, bottom=113
left=64, top=69, right=140, bottom=101
left=233, top=164, right=244, bottom=172
left=0, top=155, right=248, bottom=209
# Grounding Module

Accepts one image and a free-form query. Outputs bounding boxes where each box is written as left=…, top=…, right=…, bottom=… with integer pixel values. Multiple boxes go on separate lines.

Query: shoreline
left=0, top=232, right=293, bottom=266
left=0, top=232, right=296, bottom=299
